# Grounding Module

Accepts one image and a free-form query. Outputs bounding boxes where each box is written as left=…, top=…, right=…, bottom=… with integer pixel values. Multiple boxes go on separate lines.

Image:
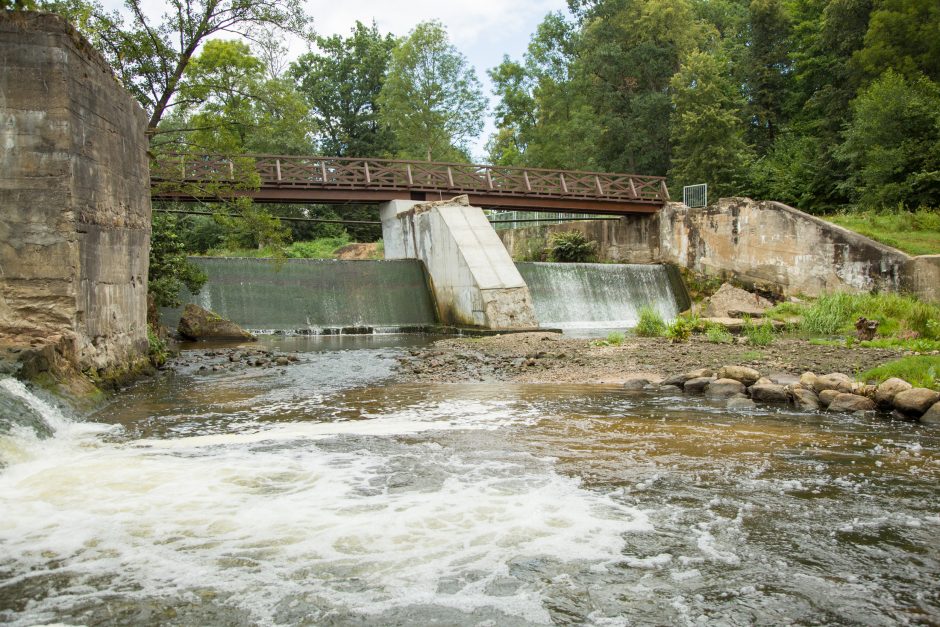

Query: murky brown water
left=2, top=336, right=938, bottom=625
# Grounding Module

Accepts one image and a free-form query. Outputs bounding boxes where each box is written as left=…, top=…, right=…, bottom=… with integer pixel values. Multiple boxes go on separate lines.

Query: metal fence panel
left=682, top=184, right=708, bottom=208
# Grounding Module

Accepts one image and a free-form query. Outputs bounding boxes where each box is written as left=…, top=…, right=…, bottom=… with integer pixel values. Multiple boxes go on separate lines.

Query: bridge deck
left=150, top=154, right=669, bottom=214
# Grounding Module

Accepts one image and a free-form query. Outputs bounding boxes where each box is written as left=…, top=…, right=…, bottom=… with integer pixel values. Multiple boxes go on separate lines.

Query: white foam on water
left=0, top=393, right=652, bottom=625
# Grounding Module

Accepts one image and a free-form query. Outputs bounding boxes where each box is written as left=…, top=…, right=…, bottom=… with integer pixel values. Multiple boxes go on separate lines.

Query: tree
left=838, top=70, right=940, bottom=208
left=854, top=0, right=940, bottom=82
left=573, top=0, right=708, bottom=175
left=741, top=0, right=792, bottom=152
left=149, top=213, right=207, bottom=308
left=669, top=51, right=751, bottom=197
left=290, top=21, right=397, bottom=157
left=378, top=21, right=486, bottom=162
left=38, top=0, right=311, bottom=137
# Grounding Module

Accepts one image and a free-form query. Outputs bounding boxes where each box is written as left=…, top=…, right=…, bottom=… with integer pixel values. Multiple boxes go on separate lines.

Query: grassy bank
left=824, top=208, right=940, bottom=256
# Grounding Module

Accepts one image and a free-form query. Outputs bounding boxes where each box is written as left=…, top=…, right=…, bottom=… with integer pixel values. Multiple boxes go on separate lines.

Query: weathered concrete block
left=0, top=12, right=151, bottom=372
left=381, top=196, right=538, bottom=329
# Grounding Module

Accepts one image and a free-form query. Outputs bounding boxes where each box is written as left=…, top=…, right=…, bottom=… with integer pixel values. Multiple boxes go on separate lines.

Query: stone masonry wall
left=0, top=11, right=150, bottom=372
left=497, top=197, right=938, bottom=303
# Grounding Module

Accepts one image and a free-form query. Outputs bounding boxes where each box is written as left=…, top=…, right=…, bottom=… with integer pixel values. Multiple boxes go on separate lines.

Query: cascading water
left=516, top=262, right=689, bottom=330
left=1, top=342, right=939, bottom=625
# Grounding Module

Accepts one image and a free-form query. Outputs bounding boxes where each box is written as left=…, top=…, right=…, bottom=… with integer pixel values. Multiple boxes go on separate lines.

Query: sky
left=103, top=0, right=572, bottom=160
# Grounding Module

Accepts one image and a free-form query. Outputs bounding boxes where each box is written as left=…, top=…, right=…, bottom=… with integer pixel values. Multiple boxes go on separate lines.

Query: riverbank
left=392, top=332, right=903, bottom=385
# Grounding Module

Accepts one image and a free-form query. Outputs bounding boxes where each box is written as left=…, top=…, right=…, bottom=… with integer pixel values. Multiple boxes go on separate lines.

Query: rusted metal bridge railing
left=150, top=154, right=670, bottom=214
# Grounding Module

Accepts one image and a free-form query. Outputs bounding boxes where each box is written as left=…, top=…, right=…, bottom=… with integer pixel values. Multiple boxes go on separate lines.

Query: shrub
left=743, top=318, right=775, bottom=346
left=606, top=331, right=625, bottom=346
left=634, top=306, right=666, bottom=337
left=547, top=231, right=596, bottom=263
left=705, top=324, right=734, bottom=344
left=664, top=317, right=693, bottom=343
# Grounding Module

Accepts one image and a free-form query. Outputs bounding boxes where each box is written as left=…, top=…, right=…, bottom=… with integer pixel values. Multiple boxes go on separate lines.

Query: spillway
left=516, top=262, right=690, bottom=330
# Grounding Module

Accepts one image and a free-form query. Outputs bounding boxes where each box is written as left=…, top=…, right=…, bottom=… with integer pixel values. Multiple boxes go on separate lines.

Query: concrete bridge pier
left=380, top=196, right=539, bottom=330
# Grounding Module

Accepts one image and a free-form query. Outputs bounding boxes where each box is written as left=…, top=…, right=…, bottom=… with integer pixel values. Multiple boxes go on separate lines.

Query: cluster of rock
left=624, top=367, right=939, bottom=424
left=184, top=348, right=301, bottom=374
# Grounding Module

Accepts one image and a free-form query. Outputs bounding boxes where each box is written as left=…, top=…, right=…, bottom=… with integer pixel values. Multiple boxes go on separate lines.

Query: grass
left=705, top=324, right=734, bottom=344
left=766, top=292, right=940, bottom=344
left=664, top=317, right=693, bottom=343
left=743, top=317, right=775, bottom=346
left=634, top=306, right=666, bottom=337
left=590, top=331, right=626, bottom=347
left=824, top=207, right=940, bottom=256
left=860, top=356, right=940, bottom=390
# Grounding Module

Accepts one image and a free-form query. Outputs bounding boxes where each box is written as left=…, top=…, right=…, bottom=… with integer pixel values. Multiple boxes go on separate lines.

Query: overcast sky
left=104, top=0, right=571, bottom=160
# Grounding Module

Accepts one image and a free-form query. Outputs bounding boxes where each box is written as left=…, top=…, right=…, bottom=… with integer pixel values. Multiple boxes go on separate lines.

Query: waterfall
left=161, top=258, right=438, bottom=333
left=516, top=262, right=689, bottom=330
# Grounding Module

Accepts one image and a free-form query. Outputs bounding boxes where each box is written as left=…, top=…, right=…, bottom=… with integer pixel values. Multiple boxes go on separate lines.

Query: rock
left=769, top=373, right=800, bottom=387
left=703, top=283, right=772, bottom=318
left=684, top=376, right=715, bottom=394
left=799, top=372, right=817, bottom=388
left=854, top=316, right=879, bottom=341
left=275, top=356, right=290, bottom=366
left=754, top=377, right=773, bottom=386
left=893, top=388, right=940, bottom=416
left=818, top=389, right=841, bottom=408
left=706, top=378, right=747, bottom=398
left=663, top=368, right=714, bottom=387
left=813, top=373, right=854, bottom=394
left=726, top=397, right=757, bottom=411
left=659, top=384, right=683, bottom=393
left=874, top=378, right=913, bottom=407
left=717, top=366, right=761, bottom=386
left=623, top=375, right=658, bottom=391
left=827, top=393, right=877, bottom=413
left=790, top=387, right=820, bottom=410
left=749, top=383, right=789, bottom=403
left=178, top=304, right=256, bottom=342
left=920, top=402, right=940, bottom=424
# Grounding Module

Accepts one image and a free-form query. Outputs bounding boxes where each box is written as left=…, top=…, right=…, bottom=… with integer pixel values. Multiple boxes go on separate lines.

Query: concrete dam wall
left=161, top=258, right=438, bottom=333
left=163, top=257, right=691, bottom=334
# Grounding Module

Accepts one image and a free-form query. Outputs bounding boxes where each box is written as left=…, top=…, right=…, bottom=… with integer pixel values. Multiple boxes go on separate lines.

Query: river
left=2, top=336, right=938, bottom=625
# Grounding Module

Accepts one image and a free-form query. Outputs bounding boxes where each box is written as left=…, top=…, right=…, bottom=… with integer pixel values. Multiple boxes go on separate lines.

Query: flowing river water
left=1, top=336, right=939, bottom=625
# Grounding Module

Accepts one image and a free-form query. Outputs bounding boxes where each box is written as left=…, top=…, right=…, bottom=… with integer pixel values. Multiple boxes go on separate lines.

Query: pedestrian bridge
left=150, top=154, right=669, bottom=214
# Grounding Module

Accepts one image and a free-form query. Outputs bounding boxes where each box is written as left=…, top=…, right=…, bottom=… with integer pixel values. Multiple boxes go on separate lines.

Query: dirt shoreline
left=392, top=332, right=902, bottom=385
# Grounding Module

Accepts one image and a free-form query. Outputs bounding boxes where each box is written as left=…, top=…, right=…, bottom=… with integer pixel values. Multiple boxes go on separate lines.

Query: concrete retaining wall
left=382, top=196, right=538, bottom=329
left=160, top=258, right=438, bottom=331
left=0, top=12, right=151, bottom=372
left=497, top=197, right=938, bottom=303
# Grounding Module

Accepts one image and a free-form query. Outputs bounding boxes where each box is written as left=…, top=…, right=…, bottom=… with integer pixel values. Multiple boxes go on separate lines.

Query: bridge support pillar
left=379, top=196, right=539, bottom=330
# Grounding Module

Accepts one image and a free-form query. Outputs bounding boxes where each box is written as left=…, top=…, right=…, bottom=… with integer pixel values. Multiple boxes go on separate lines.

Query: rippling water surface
left=1, top=336, right=938, bottom=625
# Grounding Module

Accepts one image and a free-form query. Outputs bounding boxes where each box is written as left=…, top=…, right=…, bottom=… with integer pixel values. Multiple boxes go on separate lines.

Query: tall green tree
left=838, top=70, right=940, bottom=208
left=38, top=0, right=311, bottom=137
left=741, top=0, right=792, bottom=152
left=854, top=0, right=940, bottom=82
left=290, top=21, right=397, bottom=157
left=669, top=50, right=751, bottom=197
left=378, top=21, right=486, bottom=162
left=488, top=12, right=600, bottom=170
left=573, top=0, right=707, bottom=174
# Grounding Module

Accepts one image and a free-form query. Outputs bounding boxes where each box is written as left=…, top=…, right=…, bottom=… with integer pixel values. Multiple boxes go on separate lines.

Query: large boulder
left=827, top=393, right=877, bottom=413
left=750, top=383, right=789, bottom=403
left=623, top=374, right=661, bottom=390
left=875, top=378, right=913, bottom=408
left=791, top=387, right=820, bottom=410
left=813, top=373, right=855, bottom=394
left=799, top=372, right=817, bottom=388
left=178, top=304, right=256, bottom=342
left=703, top=283, right=772, bottom=318
left=663, top=368, right=715, bottom=387
left=717, top=365, right=761, bottom=386
left=818, top=389, right=841, bottom=408
left=921, top=402, right=940, bottom=424
left=893, top=388, right=940, bottom=416
left=705, top=378, right=747, bottom=398
left=684, top=376, right=715, bottom=394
